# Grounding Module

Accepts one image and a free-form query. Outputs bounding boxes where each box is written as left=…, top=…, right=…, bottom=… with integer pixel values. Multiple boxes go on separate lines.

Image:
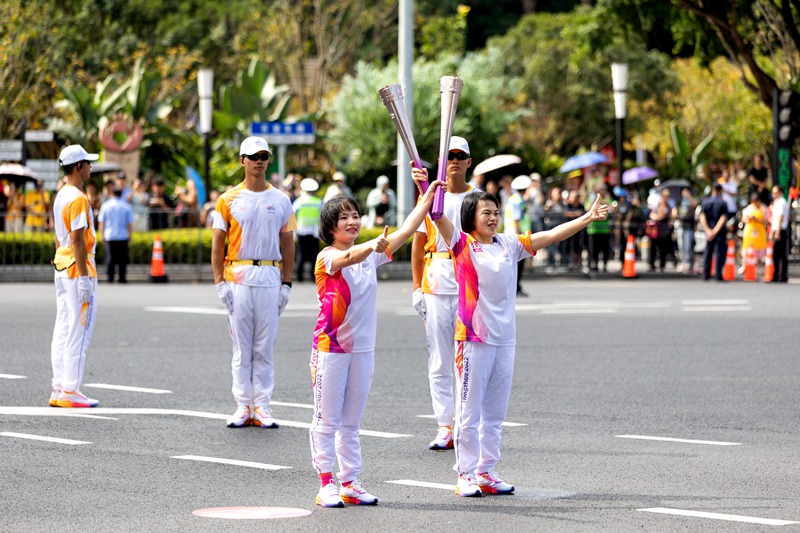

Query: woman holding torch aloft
left=411, top=166, right=608, bottom=497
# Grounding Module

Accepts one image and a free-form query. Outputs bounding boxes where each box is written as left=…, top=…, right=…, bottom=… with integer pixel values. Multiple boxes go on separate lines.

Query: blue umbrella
left=559, top=152, right=609, bottom=173
left=185, top=166, right=208, bottom=204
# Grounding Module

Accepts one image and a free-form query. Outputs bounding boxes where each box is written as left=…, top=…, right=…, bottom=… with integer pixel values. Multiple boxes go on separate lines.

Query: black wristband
left=282, top=281, right=292, bottom=288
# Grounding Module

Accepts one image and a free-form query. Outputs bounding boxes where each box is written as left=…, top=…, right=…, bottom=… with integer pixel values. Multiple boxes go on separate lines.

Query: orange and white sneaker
left=455, top=473, right=482, bottom=497
left=339, top=479, right=378, bottom=505
left=48, top=388, right=61, bottom=407
left=226, top=405, right=251, bottom=428
left=476, top=469, right=515, bottom=494
left=429, top=425, right=453, bottom=450
left=56, top=390, right=99, bottom=408
left=316, top=481, right=344, bottom=508
left=250, top=406, right=278, bottom=428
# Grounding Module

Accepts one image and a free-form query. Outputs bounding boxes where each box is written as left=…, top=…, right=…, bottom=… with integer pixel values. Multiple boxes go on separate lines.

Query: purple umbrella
left=621, top=166, right=658, bottom=185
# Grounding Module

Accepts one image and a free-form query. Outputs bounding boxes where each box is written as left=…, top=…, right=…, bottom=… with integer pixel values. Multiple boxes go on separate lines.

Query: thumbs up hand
left=371, top=225, right=390, bottom=254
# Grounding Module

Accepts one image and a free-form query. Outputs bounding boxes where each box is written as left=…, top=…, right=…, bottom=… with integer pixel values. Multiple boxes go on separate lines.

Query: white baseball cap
left=59, top=145, right=99, bottom=167
left=300, top=177, right=319, bottom=192
left=332, top=171, right=346, bottom=182
left=449, top=136, right=470, bottom=155
left=376, top=175, right=389, bottom=187
left=511, top=175, right=532, bottom=190
left=239, top=136, right=272, bottom=156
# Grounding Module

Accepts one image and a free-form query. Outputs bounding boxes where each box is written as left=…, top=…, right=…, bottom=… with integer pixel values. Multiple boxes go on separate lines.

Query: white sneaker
left=339, top=479, right=378, bottom=505
left=455, top=473, right=482, bottom=497
left=251, top=406, right=278, bottom=428
left=226, top=406, right=250, bottom=428
left=316, top=481, right=344, bottom=508
left=429, top=425, right=453, bottom=450
left=56, top=390, right=99, bottom=408
left=48, top=388, right=61, bottom=407
left=476, top=469, right=515, bottom=494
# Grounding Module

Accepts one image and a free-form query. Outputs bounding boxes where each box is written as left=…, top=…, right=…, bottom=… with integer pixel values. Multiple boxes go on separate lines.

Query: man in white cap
left=49, top=144, right=101, bottom=408
left=505, top=175, right=532, bottom=296
left=410, top=135, right=478, bottom=450
left=211, top=136, right=297, bottom=429
left=323, top=171, right=353, bottom=203
left=365, top=175, right=397, bottom=228
left=292, top=177, right=322, bottom=282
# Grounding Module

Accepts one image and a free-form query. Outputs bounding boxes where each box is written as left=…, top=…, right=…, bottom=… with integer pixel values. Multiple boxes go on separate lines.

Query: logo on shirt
left=470, top=241, right=483, bottom=254
left=265, top=204, right=277, bottom=214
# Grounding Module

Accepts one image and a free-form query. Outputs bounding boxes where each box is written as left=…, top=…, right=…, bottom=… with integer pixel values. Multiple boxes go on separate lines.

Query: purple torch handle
left=430, top=76, right=463, bottom=220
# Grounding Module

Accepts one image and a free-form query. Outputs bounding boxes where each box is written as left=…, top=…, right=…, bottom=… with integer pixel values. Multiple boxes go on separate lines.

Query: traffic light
left=773, top=89, right=799, bottom=149
left=773, top=89, right=799, bottom=195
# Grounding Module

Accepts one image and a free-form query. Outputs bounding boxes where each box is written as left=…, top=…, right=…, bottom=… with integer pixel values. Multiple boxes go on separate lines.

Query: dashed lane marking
left=0, top=374, right=26, bottom=379
left=0, top=407, right=411, bottom=438
left=415, top=414, right=526, bottom=427
left=638, top=508, right=799, bottom=526
left=270, top=401, right=313, bottom=409
left=173, top=455, right=291, bottom=470
left=0, top=431, right=91, bottom=445
left=616, top=435, right=741, bottom=446
left=144, top=306, right=315, bottom=318
left=387, top=480, right=576, bottom=500
left=84, top=383, right=172, bottom=394
left=192, top=506, right=311, bottom=519
left=682, top=299, right=751, bottom=313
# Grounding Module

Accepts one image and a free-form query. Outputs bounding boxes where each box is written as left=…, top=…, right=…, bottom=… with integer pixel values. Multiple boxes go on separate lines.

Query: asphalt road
left=2, top=277, right=799, bottom=532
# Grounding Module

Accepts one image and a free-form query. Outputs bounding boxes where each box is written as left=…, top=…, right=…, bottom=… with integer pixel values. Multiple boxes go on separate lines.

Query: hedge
left=0, top=227, right=414, bottom=266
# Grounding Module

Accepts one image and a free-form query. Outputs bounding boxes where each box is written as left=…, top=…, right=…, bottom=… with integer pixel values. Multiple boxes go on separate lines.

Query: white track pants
left=228, top=283, right=279, bottom=408
left=454, top=341, right=515, bottom=475
left=51, top=277, right=97, bottom=391
left=309, top=349, right=374, bottom=483
left=423, top=292, right=458, bottom=426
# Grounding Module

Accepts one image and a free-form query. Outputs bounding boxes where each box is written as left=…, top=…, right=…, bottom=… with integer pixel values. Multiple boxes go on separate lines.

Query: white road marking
left=0, top=374, right=26, bottom=379
left=387, top=479, right=455, bottom=490
left=542, top=308, right=616, bottom=314
left=270, top=401, right=313, bottom=409
left=172, top=455, right=291, bottom=470
left=416, top=414, right=527, bottom=427
left=144, top=306, right=315, bottom=318
left=616, top=435, right=741, bottom=446
left=682, top=299, right=749, bottom=305
left=0, top=407, right=410, bottom=438
left=0, top=431, right=91, bottom=445
left=84, top=383, right=172, bottom=394
left=682, top=306, right=752, bottom=312
left=638, top=507, right=799, bottom=526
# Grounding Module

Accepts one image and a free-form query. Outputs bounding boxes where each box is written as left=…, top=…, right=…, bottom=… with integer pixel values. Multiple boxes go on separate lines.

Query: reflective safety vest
left=504, top=193, right=530, bottom=233
left=293, top=194, right=322, bottom=236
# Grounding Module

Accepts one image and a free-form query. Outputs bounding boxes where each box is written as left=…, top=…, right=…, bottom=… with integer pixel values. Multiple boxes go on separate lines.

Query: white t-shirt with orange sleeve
left=451, top=232, right=535, bottom=346
left=212, top=184, right=297, bottom=287
left=53, top=185, right=97, bottom=279
left=312, top=248, right=392, bottom=354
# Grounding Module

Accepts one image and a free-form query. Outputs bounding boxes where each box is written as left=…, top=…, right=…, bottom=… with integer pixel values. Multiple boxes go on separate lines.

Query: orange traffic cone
left=722, top=239, right=736, bottom=281
left=764, top=242, right=774, bottom=282
left=743, top=246, right=757, bottom=281
left=622, top=235, right=637, bottom=278
left=149, top=234, right=169, bottom=283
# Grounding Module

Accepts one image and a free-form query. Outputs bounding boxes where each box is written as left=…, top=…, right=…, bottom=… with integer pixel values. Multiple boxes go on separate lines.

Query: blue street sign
left=250, top=121, right=315, bottom=145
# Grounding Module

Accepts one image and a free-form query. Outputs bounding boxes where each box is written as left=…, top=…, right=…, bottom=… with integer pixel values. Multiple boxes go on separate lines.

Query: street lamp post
left=197, top=68, right=214, bottom=205
left=611, top=63, right=628, bottom=193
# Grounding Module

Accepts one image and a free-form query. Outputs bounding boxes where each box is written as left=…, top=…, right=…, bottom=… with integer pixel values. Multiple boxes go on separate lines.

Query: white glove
left=278, top=284, right=291, bottom=316
left=215, top=281, right=233, bottom=314
left=412, top=288, right=426, bottom=320
left=77, top=276, right=92, bottom=304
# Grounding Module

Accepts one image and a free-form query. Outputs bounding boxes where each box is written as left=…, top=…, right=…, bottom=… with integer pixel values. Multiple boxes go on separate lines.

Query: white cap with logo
left=300, top=177, right=319, bottom=192
left=239, top=136, right=272, bottom=156
left=448, top=136, right=470, bottom=155
left=59, top=145, right=100, bottom=167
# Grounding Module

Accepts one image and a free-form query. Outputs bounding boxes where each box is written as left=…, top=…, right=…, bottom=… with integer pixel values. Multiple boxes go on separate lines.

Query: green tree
left=327, top=53, right=522, bottom=191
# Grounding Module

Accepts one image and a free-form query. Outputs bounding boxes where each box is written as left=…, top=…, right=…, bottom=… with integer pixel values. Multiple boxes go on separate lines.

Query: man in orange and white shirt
left=411, top=136, right=477, bottom=451
left=50, top=145, right=101, bottom=408
left=211, top=136, right=296, bottom=429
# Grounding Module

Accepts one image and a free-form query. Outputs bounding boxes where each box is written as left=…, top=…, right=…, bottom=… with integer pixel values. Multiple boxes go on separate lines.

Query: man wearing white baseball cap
left=211, top=136, right=297, bottom=429
left=49, top=144, right=101, bottom=408
left=410, top=135, right=477, bottom=451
